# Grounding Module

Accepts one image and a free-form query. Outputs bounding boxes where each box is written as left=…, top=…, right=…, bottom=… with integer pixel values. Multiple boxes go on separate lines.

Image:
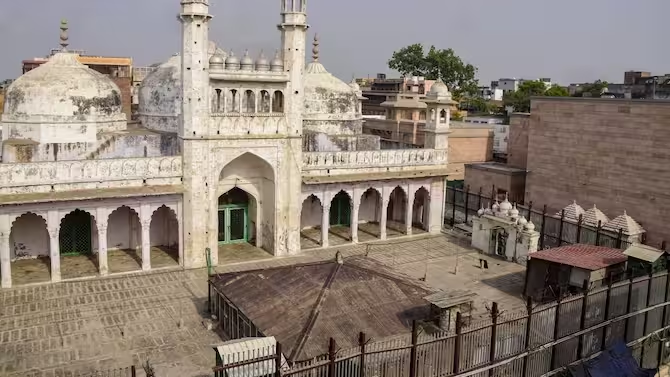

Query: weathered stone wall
left=303, top=119, right=363, bottom=136
left=111, top=77, right=132, bottom=120
left=525, top=97, right=670, bottom=245
left=508, top=113, right=530, bottom=169
left=464, top=164, right=526, bottom=202
left=95, top=132, right=180, bottom=159
left=302, top=132, right=380, bottom=152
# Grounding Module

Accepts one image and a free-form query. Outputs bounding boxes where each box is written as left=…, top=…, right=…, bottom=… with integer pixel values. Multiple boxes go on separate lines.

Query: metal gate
left=59, top=209, right=93, bottom=255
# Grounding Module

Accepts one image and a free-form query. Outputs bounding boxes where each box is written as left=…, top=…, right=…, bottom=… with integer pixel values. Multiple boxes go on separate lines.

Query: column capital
left=97, top=223, right=108, bottom=234
left=141, top=220, right=152, bottom=230
left=48, top=227, right=59, bottom=239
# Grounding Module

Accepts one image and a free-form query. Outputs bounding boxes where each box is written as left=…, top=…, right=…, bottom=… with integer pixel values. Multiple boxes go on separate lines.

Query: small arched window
left=243, top=90, right=256, bottom=113
left=228, top=90, right=238, bottom=112
left=272, top=91, right=284, bottom=113
left=259, top=90, right=271, bottom=113
left=214, top=89, right=222, bottom=112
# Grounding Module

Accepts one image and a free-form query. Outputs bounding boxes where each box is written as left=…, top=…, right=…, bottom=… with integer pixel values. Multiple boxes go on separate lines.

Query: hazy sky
left=0, top=0, right=667, bottom=86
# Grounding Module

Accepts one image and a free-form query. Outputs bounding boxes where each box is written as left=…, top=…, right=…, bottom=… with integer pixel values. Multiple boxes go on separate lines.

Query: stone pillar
left=405, top=200, right=414, bottom=236
left=380, top=199, right=389, bottom=240
left=428, top=179, right=445, bottom=234
left=0, top=215, right=11, bottom=288
left=351, top=197, right=360, bottom=244
left=177, top=201, right=184, bottom=267
left=47, top=210, right=61, bottom=283
left=322, top=205, right=330, bottom=248
left=97, top=223, right=109, bottom=276
left=140, top=203, right=152, bottom=271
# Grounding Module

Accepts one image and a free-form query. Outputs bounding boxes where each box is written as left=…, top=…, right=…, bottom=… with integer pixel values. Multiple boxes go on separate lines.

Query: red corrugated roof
left=530, top=244, right=627, bottom=270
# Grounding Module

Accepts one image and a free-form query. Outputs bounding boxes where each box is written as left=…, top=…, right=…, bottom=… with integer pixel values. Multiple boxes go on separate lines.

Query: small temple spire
left=312, top=34, right=319, bottom=62
left=59, top=19, right=69, bottom=51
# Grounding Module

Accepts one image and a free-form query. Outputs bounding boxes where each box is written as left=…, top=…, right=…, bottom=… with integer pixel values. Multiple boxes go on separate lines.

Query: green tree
left=388, top=44, right=478, bottom=99
left=574, top=80, right=608, bottom=97
left=503, top=81, right=569, bottom=113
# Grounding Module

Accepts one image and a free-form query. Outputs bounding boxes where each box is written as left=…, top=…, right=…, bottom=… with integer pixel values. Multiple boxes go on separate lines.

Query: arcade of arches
left=0, top=199, right=181, bottom=288
left=300, top=184, right=432, bottom=250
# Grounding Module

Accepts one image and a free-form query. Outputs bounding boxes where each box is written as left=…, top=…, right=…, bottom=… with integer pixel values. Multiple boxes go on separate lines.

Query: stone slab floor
left=0, top=232, right=526, bottom=376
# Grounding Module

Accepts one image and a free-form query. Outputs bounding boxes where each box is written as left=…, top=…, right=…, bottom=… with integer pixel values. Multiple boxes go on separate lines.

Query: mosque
left=0, top=0, right=451, bottom=288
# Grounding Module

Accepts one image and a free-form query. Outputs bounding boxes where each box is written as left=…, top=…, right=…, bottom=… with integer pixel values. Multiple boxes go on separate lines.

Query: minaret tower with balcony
left=179, top=0, right=213, bottom=268
left=424, top=81, right=455, bottom=150
left=278, top=0, right=308, bottom=136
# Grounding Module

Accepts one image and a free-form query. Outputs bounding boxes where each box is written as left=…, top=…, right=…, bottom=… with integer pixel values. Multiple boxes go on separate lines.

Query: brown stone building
left=22, top=53, right=133, bottom=119
left=465, top=97, right=670, bottom=246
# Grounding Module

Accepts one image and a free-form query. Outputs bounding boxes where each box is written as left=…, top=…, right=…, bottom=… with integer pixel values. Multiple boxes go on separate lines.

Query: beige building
left=465, top=97, right=670, bottom=246
left=0, top=0, right=451, bottom=289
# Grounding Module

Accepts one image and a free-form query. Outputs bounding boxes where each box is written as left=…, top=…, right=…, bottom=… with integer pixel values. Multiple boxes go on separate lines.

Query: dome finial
left=312, top=34, right=320, bottom=62
left=59, top=19, right=69, bottom=51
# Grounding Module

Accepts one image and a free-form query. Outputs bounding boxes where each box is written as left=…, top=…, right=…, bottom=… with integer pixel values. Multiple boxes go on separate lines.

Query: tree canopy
left=503, top=81, right=570, bottom=112
left=573, top=80, right=608, bottom=98
left=388, top=43, right=478, bottom=99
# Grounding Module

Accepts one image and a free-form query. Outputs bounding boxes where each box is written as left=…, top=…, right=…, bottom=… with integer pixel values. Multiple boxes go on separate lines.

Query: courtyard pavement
left=0, top=231, right=527, bottom=376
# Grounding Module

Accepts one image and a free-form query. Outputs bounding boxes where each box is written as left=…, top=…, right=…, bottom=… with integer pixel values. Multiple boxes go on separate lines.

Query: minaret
left=59, top=19, right=69, bottom=51
left=278, top=0, right=308, bottom=135
left=424, top=81, right=455, bottom=150
left=179, top=0, right=213, bottom=268
left=179, top=0, right=211, bottom=138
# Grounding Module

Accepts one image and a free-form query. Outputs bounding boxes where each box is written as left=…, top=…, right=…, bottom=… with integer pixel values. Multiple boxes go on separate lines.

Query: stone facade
left=0, top=0, right=449, bottom=288
left=464, top=162, right=526, bottom=202
left=525, top=97, right=670, bottom=246
left=507, top=113, right=530, bottom=169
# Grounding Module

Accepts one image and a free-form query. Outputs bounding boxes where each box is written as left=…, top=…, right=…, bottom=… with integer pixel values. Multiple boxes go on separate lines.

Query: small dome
left=3, top=52, right=124, bottom=123
left=240, top=50, right=254, bottom=71
left=492, top=201, right=500, bottom=212
left=499, top=196, right=513, bottom=212
left=209, top=54, right=225, bottom=70
left=270, top=51, right=284, bottom=72
left=525, top=221, right=535, bottom=231
left=518, top=216, right=528, bottom=226
left=477, top=208, right=485, bottom=217
left=225, top=51, right=241, bottom=70
left=429, top=81, right=451, bottom=96
left=509, top=204, right=520, bottom=219
left=255, top=51, right=270, bottom=71
left=349, top=78, right=361, bottom=92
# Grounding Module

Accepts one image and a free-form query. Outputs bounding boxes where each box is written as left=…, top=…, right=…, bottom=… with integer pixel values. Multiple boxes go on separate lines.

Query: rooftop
left=530, top=244, right=627, bottom=271
left=209, top=254, right=434, bottom=361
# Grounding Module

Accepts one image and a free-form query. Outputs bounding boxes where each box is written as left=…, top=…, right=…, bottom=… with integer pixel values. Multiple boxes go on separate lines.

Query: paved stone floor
left=0, top=231, right=525, bottom=376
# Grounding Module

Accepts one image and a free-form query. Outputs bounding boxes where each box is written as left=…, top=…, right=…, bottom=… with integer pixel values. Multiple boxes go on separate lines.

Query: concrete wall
left=508, top=113, right=530, bottom=169
left=464, top=164, right=526, bottom=203
left=525, top=97, right=670, bottom=245
left=448, top=127, right=494, bottom=180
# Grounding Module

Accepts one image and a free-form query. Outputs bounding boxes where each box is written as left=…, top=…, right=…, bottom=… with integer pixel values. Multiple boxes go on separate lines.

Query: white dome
left=138, top=43, right=225, bottom=132
left=3, top=53, right=124, bottom=123
left=429, top=81, right=450, bottom=96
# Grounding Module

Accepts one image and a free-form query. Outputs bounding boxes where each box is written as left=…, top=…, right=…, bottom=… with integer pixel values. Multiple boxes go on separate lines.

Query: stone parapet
left=302, top=148, right=447, bottom=171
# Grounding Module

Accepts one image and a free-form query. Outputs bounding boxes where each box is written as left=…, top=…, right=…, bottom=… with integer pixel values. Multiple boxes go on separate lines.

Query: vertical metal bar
left=359, top=332, right=367, bottom=377
left=208, top=281, right=212, bottom=314
left=328, top=338, right=337, bottom=377
left=616, top=228, right=623, bottom=249
left=453, top=312, right=463, bottom=374
left=488, top=302, right=499, bottom=377
left=275, top=342, right=283, bottom=377
left=451, top=188, right=457, bottom=226
left=557, top=209, right=565, bottom=246
left=464, top=185, right=470, bottom=224
left=602, top=279, right=612, bottom=351
left=521, top=297, right=533, bottom=377
left=641, top=267, right=654, bottom=359
left=409, top=321, right=418, bottom=377
left=550, top=290, right=562, bottom=369
left=595, top=221, right=602, bottom=246
left=576, top=214, right=583, bottom=244
left=576, top=280, right=590, bottom=359
left=131, top=365, right=136, bottom=377
left=624, top=277, right=635, bottom=342
left=539, top=205, right=547, bottom=250
left=477, top=187, right=483, bottom=212
left=658, top=271, right=670, bottom=368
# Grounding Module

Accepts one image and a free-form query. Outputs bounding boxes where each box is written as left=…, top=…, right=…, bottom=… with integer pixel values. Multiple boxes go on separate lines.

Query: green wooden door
left=218, top=205, right=248, bottom=244
left=329, top=193, right=351, bottom=226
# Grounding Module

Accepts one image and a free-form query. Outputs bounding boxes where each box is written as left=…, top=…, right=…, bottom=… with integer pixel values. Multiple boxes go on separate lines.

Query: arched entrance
left=218, top=187, right=251, bottom=244
left=59, top=209, right=98, bottom=279
left=300, top=195, right=323, bottom=250
left=107, top=206, right=142, bottom=273
left=412, top=187, right=431, bottom=232
left=150, top=205, right=180, bottom=267
left=330, top=191, right=351, bottom=227
left=9, top=212, right=50, bottom=285
left=358, top=188, right=383, bottom=240
left=387, top=187, right=408, bottom=236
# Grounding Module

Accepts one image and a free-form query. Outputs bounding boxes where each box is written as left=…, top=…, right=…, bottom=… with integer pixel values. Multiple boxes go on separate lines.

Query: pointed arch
left=329, top=190, right=352, bottom=227
left=10, top=212, right=49, bottom=260
left=387, top=186, right=408, bottom=233
left=150, top=205, right=179, bottom=267
left=272, top=90, right=284, bottom=113
left=59, top=209, right=97, bottom=256
left=412, top=187, right=431, bottom=231
left=259, top=90, right=271, bottom=113
left=243, top=90, right=256, bottom=113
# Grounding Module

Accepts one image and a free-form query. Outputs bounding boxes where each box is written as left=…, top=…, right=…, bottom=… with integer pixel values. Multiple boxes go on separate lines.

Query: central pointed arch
left=218, top=152, right=276, bottom=255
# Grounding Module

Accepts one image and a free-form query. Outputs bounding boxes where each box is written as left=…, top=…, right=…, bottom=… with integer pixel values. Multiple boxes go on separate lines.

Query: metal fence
left=211, top=272, right=670, bottom=377
left=443, top=186, right=655, bottom=251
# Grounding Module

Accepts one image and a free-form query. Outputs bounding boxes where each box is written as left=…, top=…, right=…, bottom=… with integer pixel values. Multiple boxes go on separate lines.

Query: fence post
left=208, top=281, right=212, bottom=314
left=359, top=332, right=367, bottom=377
left=601, top=279, right=612, bottom=351
left=275, top=342, right=283, bottom=377
left=595, top=221, right=602, bottom=246
left=409, top=321, right=418, bottom=377
left=491, top=185, right=496, bottom=201
left=576, top=279, right=590, bottom=359
left=550, top=288, right=562, bottom=369
left=616, top=228, right=624, bottom=249
left=488, top=302, right=499, bottom=377
left=557, top=210, right=566, bottom=246
left=641, top=267, right=655, bottom=359
left=521, top=297, right=533, bottom=377
left=131, top=365, right=136, bottom=377
left=453, top=312, right=463, bottom=374
left=477, top=187, right=483, bottom=212
left=464, top=185, right=471, bottom=224
left=527, top=201, right=533, bottom=218
left=328, top=338, right=337, bottom=377
left=539, top=205, right=547, bottom=250
left=658, top=271, right=670, bottom=368
left=576, top=214, right=583, bottom=244
left=624, top=277, right=635, bottom=342
left=451, top=188, right=457, bottom=226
